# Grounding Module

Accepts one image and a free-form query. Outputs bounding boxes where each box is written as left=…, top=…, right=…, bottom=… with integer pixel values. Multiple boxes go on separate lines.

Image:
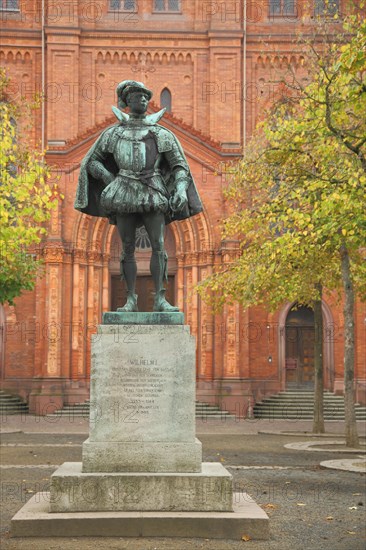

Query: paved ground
left=2, top=414, right=366, bottom=435
left=0, top=416, right=365, bottom=550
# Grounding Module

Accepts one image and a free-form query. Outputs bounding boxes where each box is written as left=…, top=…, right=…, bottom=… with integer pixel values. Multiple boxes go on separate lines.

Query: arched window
left=110, top=0, right=136, bottom=10
left=0, top=0, right=19, bottom=9
left=135, top=226, right=151, bottom=250
left=154, top=0, right=180, bottom=11
left=314, top=0, right=339, bottom=16
left=269, top=0, right=296, bottom=16
left=160, top=88, right=172, bottom=113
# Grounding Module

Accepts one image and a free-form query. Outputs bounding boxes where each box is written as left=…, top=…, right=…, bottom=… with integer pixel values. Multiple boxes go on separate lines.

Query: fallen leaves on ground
left=241, top=534, right=251, bottom=541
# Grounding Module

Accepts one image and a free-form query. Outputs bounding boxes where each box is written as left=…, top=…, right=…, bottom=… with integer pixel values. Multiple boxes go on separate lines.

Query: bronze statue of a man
left=74, top=80, right=202, bottom=312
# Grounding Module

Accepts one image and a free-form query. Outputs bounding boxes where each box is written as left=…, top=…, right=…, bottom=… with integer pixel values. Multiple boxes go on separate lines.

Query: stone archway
left=278, top=301, right=335, bottom=391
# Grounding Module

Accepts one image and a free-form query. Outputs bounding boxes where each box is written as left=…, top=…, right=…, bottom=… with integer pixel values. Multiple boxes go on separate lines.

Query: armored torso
left=97, top=123, right=173, bottom=216
left=75, top=115, right=202, bottom=223
left=112, top=126, right=161, bottom=174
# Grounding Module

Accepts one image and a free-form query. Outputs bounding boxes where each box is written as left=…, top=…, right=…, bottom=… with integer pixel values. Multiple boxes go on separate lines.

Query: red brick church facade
left=1, top=0, right=365, bottom=414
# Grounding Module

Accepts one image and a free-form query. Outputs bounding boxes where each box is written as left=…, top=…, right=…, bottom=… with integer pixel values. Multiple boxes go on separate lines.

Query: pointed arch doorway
left=285, top=305, right=315, bottom=388
left=281, top=302, right=335, bottom=391
left=109, top=225, right=177, bottom=311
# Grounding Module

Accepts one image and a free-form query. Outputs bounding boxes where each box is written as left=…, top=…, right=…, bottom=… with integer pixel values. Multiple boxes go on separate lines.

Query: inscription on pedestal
left=97, top=360, right=170, bottom=423
left=88, top=325, right=196, bottom=443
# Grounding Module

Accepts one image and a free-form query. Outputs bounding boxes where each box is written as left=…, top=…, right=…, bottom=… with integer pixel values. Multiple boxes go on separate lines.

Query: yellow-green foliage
left=197, top=15, right=366, bottom=311
left=0, top=69, right=59, bottom=304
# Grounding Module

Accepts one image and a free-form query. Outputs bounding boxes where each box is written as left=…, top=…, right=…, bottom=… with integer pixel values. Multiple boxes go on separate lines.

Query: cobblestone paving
left=0, top=418, right=365, bottom=550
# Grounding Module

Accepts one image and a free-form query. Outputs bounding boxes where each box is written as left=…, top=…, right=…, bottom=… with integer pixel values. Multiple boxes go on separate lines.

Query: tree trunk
left=340, top=244, right=359, bottom=448
left=313, top=289, right=325, bottom=433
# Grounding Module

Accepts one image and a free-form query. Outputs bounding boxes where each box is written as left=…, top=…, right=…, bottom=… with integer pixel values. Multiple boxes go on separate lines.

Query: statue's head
left=116, top=80, right=153, bottom=113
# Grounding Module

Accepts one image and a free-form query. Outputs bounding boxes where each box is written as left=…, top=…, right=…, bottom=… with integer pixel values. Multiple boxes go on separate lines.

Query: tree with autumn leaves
left=197, top=15, right=366, bottom=447
left=0, top=69, right=59, bottom=305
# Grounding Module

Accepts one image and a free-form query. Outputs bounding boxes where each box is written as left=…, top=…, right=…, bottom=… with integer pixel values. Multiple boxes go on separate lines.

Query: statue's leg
left=116, top=214, right=138, bottom=312
left=142, top=212, right=179, bottom=313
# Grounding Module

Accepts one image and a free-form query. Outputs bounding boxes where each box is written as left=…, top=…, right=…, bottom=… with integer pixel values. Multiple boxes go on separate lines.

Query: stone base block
left=82, top=437, right=202, bottom=473
left=50, top=462, right=232, bottom=512
left=11, top=492, right=269, bottom=540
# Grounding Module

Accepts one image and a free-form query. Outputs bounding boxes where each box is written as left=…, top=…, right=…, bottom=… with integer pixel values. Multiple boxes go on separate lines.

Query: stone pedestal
left=11, top=492, right=270, bottom=540
left=11, top=313, right=269, bottom=539
left=82, top=322, right=202, bottom=473
left=50, top=316, right=231, bottom=512
left=50, top=462, right=232, bottom=512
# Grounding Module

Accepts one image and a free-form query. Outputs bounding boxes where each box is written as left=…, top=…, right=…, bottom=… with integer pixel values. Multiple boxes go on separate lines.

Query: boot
left=151, top=250, right=179, bottom=312
left=118, top=252, right=138, bottom=312
left=118, top=291, right=138, bottom=312
left=153, top=289, right=179, bottom=312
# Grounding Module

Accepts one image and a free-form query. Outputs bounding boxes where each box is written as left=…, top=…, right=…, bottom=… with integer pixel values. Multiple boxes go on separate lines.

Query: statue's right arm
left=87, top=130, right=115, bottom=186
left=88, top=161, right=115, bottom=186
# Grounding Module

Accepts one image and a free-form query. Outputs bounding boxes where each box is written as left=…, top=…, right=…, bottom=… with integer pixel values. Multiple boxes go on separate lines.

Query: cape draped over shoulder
left=74, top=122, right=203, bottom=226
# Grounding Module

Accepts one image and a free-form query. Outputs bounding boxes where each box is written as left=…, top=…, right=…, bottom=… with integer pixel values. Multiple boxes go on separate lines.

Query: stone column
left=102, top=253, right=110, bottom=312
left=71, top=249, right=87, bottom=380
left=176, top=253, right=184, bottom=311
left=28, top=243, right=65, bottom=415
